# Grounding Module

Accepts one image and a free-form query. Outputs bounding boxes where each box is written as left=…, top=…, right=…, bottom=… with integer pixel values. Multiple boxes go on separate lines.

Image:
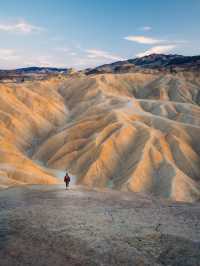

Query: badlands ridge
left=0, top=65, right=200, bottom=202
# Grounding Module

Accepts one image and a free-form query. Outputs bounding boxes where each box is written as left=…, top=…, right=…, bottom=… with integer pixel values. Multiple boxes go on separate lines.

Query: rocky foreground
left=0, top=185, right=200, bottom=266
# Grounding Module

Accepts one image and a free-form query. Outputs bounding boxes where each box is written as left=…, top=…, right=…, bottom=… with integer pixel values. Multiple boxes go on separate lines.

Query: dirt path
left=0, top=185, right=200, bottom=265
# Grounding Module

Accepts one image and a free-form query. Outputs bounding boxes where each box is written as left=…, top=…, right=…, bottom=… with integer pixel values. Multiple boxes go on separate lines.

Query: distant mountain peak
left=86, top=54, right=200, bottom=75
left=0, top=66, right=72, bottom=81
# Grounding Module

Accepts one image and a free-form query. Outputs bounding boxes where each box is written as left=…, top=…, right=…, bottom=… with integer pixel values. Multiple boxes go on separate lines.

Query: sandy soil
left=0, top=185, right=200, bottom=266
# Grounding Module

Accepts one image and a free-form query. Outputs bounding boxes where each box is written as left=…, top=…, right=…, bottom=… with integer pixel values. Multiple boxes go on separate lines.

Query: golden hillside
left=1, top=72, right=200, bottom=202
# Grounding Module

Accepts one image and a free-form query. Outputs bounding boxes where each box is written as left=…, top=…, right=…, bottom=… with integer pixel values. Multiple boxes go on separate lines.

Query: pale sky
left=0, top=0, right=199, bottom=69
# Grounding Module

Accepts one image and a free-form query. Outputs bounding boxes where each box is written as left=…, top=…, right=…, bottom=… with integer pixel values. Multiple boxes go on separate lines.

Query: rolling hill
left=0, top=54, right=200, bottom=202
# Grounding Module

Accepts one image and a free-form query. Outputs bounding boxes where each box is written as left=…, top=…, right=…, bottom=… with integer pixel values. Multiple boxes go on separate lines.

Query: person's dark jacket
left=64, top=174, right=70, bottom=183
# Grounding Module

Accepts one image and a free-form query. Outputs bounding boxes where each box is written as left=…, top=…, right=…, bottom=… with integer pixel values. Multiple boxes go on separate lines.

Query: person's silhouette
left=64, top=172, right=70, bottom=189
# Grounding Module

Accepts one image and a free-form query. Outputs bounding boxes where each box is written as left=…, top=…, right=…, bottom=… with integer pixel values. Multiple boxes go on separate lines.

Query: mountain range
left=86, top=54, right=200, bottom=74
left=1, top=54, right=200, bottom=78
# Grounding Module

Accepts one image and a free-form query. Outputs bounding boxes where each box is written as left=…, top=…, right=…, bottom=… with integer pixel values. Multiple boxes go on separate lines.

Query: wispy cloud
left=86, top=49, right=124, bottom=61
left=0, top=50, right=68, bottom=69
left=0, top=20, right=43, bottom=34
left=136, top=45, right=176, bottom=57
left=140, top=26, right=152, bottom=31
left=0, top=49, right=19, bottom=61
left=124, top=35, right=164, bottom=44
left=15, top=55, right=68, bottom=68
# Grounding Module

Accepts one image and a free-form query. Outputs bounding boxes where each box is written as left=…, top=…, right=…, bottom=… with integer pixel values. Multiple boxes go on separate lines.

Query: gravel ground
left=0, top=185, right=200, bottom=266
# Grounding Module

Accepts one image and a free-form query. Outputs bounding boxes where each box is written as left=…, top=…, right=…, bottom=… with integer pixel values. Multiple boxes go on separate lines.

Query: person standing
left=64, top=172, right=70, bottom=189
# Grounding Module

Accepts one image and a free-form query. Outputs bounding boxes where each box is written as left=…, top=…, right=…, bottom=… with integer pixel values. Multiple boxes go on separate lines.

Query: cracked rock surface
left=0, top=185, right=200, bottom=266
